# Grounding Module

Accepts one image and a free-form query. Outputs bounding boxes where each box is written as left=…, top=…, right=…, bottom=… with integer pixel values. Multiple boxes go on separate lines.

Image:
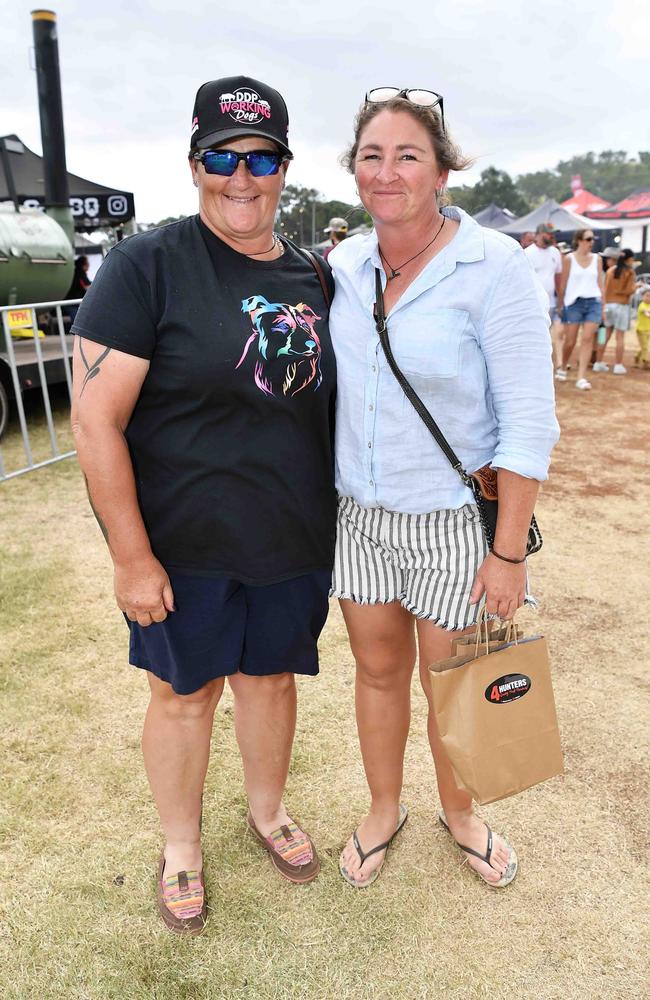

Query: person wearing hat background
left=601, top=245, right=621, bottom=271
left=70, top=75, right=337, bottom=934
left=524, top=224, right=563, bottom=368
left=323, top=216, right=349, bottom=261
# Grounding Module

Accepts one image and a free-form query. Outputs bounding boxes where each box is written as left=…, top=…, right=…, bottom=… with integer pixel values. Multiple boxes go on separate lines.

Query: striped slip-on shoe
left=247, top=811, right=320, bottom=884
left=157, top=852, right=207, bottom=935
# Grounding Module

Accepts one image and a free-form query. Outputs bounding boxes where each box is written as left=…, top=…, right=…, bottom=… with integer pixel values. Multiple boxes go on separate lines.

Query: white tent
left=499, top=198, right=614, bottom=235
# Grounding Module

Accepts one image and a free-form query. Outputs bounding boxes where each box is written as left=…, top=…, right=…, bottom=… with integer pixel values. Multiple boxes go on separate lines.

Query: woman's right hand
left=469, top=553, right=526, bottom=621
left=114, top=554, right=175, bottom=627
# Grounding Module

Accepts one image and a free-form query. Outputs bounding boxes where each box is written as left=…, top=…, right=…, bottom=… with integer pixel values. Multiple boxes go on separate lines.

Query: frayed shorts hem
left=331, top=589, right=480, bottom=632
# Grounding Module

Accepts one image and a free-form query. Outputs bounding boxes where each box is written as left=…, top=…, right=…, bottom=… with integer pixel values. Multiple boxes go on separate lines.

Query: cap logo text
left=219, top=89, right=271, bottom=125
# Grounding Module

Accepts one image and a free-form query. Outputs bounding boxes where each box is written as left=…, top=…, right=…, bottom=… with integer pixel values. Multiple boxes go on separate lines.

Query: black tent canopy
left=0, top=134, right=135, bottom=228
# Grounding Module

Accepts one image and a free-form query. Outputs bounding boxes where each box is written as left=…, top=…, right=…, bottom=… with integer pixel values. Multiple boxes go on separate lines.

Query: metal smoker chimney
left=31, top=9, right=74, bottom=244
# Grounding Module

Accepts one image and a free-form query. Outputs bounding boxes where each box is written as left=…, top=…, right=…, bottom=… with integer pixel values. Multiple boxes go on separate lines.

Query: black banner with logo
left=18, top=191, right=135, bottom=228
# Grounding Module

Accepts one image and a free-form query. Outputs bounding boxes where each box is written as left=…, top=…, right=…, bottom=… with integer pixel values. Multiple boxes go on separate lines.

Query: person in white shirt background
left=524, top=223, right=563, bottom=369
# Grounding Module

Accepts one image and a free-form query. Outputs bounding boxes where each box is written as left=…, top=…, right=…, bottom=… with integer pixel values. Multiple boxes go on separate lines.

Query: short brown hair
left=341, top=98, right=473, bottom=181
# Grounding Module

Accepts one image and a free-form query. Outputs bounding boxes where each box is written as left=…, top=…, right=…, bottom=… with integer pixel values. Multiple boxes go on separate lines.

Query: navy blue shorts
left=127, top=570, right=331, bottom=695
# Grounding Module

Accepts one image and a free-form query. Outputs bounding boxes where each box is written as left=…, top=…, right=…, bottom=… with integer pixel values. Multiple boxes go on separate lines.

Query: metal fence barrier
left=0, top=298, right=80, bottom=481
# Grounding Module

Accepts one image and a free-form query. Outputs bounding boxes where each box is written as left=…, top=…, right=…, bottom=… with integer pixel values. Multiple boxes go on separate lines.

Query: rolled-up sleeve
left=479, top=248, right=560, bottom=481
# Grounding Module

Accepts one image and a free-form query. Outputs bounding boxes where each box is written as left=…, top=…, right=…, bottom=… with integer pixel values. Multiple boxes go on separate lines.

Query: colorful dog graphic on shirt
left=237, top=294, right=323, bottom=397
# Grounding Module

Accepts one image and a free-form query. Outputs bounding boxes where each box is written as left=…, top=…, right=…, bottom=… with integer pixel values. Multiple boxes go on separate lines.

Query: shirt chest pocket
left=389, top=307, right=469, bottom=379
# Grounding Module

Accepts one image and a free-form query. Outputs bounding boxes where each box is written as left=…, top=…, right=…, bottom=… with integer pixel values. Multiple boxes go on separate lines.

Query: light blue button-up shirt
left=329, top=206, right=560, bottom=513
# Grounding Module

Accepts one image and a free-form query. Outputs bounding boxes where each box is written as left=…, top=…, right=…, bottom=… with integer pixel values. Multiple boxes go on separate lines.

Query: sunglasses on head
left=191, top=148, right=292, bottom=177
left=365, top=87, right=445, bottom=131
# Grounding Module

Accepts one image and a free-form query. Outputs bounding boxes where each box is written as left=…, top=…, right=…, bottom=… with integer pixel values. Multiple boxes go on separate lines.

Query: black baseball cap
left=190, top=75, right=292, bottom=157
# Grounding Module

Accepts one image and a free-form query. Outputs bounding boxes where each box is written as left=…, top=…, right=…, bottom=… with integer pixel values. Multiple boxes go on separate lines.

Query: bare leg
left=142, top=673, right=224, bottom=874
left=577, top=322, right=597, bottom=382
left=339, top=600, right=416, bottom=883
left=561, top=323, right=580, bottom=368
left=614, top=329, right=626, bottom=366
left=416, top=620, right=511, bottom=884
left=550, top=318, right=564, bottom=370
left=228, top=671, right=297, bottom=837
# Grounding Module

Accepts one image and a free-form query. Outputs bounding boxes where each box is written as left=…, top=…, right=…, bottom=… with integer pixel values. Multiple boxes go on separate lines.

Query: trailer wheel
left=0, top=381, right=8, bottom=439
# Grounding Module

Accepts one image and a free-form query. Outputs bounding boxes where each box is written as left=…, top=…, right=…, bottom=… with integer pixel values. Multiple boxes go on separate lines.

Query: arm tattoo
left=83, top=474, right=110, bottom=546
left=79, top=340, right=112, bottom=396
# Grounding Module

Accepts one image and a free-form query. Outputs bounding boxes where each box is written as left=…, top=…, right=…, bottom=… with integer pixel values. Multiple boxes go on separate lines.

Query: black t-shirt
left=72, top=216, right=337, bottom=584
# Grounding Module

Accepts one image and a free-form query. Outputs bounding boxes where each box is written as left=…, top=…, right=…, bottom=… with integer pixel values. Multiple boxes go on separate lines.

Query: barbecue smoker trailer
left=0, top=10, right=133, bottom=440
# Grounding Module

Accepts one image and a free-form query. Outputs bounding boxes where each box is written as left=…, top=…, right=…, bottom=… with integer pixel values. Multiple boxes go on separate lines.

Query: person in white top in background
left=556, top=228, right=605, bottom=390
left=524, top=224, right=563, bottom=368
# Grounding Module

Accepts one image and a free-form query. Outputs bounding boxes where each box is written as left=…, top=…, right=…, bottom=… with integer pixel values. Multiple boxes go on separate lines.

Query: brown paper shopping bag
left=429, top=621, right=564, bottom=804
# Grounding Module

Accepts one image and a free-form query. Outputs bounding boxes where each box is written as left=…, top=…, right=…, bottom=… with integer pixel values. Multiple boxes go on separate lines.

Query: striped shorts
left=331, top=496, right=488, bottom=631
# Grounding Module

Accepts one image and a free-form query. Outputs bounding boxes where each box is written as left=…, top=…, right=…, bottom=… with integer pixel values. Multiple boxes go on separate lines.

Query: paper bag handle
left=474, top=607, right=519, bottom=658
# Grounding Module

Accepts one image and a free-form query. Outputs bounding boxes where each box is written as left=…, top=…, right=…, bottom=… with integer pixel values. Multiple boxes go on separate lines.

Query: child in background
left=635, top=288, right=650, bottom=369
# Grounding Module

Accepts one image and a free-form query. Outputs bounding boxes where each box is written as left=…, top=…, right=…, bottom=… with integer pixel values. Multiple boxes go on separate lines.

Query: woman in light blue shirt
left=329, top=90, right=560, bottom=891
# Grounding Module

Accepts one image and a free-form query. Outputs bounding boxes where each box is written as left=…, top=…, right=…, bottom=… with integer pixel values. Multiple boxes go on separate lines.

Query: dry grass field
left=0, top=346, right=648, bottom=999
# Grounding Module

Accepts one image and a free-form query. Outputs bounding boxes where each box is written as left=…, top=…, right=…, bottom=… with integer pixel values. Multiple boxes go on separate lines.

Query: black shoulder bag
left=373, top=268, right=542, bottom=557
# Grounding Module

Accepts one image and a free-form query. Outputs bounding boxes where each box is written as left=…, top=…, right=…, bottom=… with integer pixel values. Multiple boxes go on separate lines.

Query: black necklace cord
left=378, top=215, right=446, bottom=279
left=246, top=233, right=282, bottom=257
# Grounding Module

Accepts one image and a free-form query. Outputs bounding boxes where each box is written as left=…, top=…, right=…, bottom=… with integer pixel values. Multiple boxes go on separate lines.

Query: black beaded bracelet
left=490, top=547, right=526, bottom=564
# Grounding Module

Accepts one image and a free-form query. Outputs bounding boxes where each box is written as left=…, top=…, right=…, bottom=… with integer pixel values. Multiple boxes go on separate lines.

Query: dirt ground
left=0, top=340, right=648, bottom=999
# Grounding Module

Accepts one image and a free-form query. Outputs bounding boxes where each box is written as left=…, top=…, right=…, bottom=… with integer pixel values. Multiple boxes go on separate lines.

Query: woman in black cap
left=70, top=76, right=336, bottom=934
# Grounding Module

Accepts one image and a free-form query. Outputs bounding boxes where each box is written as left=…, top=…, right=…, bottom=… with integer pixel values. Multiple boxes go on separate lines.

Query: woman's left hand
left=469, top=553, right=526, bottom=620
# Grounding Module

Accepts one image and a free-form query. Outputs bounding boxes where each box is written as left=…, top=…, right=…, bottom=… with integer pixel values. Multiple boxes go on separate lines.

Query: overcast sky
left=4, top=0, right=648, bottom=223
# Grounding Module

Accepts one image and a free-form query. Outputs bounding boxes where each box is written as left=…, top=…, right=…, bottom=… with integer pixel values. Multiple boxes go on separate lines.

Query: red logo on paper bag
left=485, top=674, right=531, bottom=704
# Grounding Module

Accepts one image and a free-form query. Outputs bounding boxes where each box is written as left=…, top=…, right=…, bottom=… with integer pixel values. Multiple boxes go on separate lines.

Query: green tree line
left=448, top=150, right=650, bottom=216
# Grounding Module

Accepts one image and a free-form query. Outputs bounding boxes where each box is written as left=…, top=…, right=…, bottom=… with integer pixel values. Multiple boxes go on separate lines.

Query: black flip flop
left=339, top=804, right=408, bottom=888
left=438, top=810, right=518, bottom=888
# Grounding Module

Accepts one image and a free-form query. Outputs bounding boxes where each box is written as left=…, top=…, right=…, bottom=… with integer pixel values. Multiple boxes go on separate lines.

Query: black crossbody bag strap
left=373, top=268, right=473, bottom=488
left=279, top=236, right=333, bottom=308
left=302, top=249, right=332, bottom=308
left=373, top=268, right=543, bottom=557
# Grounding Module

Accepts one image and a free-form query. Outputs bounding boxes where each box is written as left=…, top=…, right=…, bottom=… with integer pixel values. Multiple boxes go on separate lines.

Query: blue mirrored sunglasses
left=191, top=148, right=292, bottom=177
